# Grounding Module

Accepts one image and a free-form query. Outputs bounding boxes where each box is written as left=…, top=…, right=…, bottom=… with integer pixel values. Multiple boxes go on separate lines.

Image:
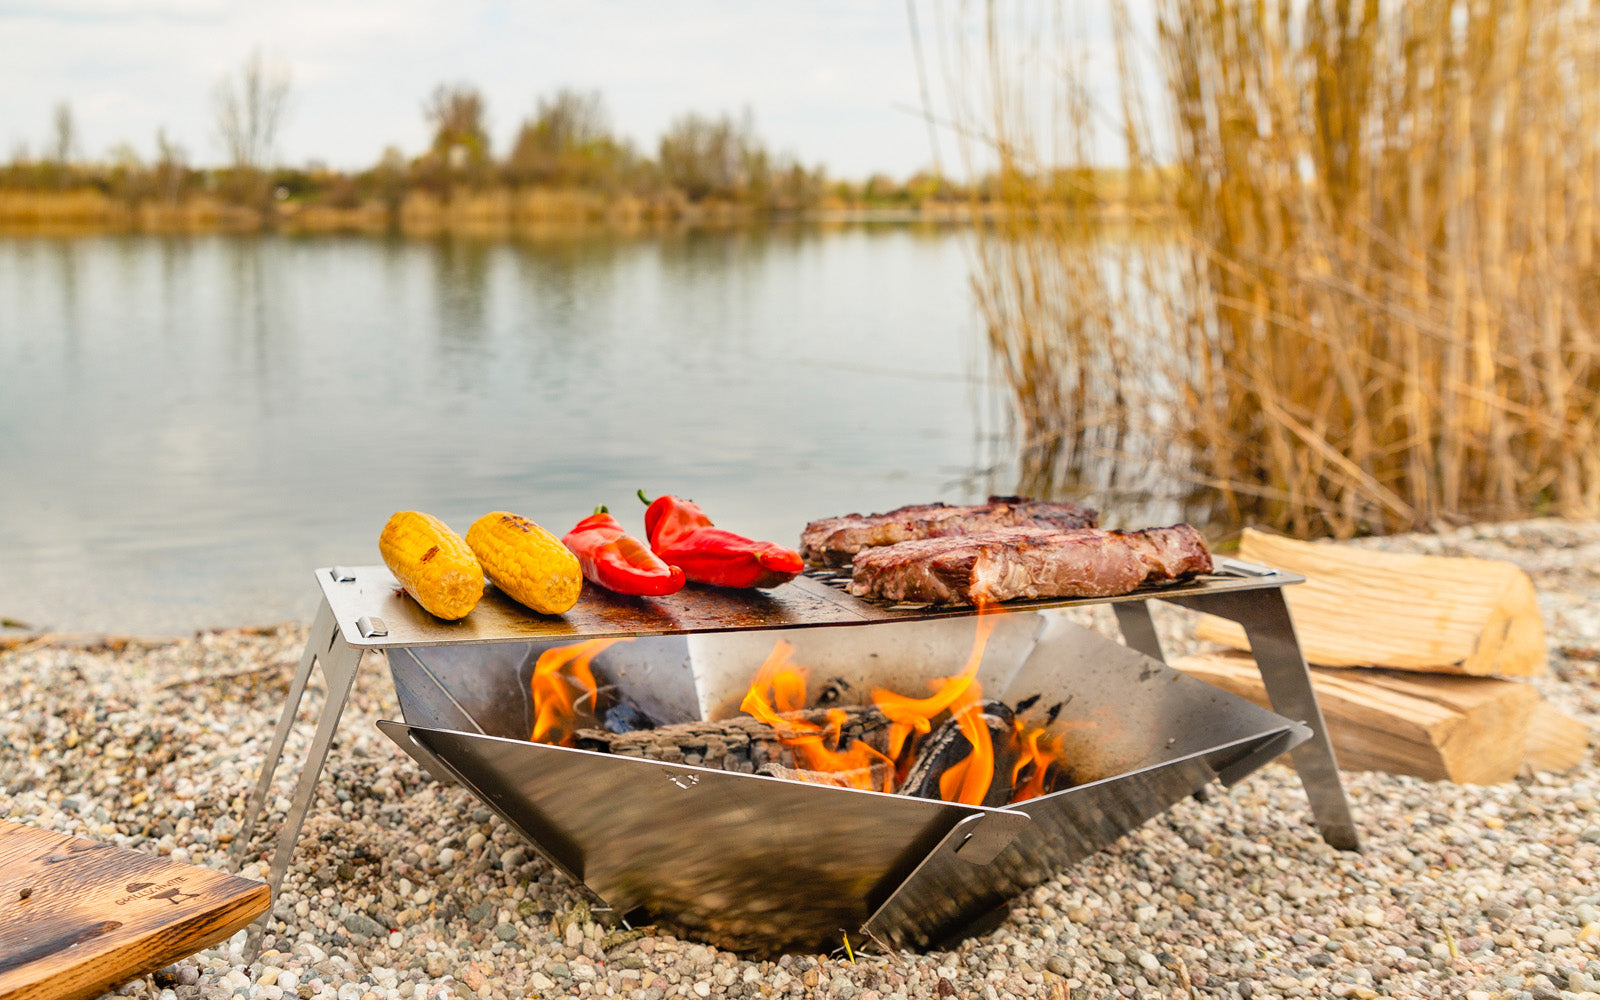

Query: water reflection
left=0, top=228, right=1028, bottom=634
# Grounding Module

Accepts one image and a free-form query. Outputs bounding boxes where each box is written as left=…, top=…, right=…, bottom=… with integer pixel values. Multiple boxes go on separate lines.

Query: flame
left=1008, top=724, right=1062, bottom=803
left=871, top=606, right=999, bottom=762
left=529, top=637, right=631, bottom=746
left=736, top=604, right=1068, bottom=804
left=936, top=689, right=996, bottom=806
left=741, top=642, right=894, bottom=791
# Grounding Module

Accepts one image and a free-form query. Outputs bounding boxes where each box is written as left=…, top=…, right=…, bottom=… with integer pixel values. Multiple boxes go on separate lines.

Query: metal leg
left=262, top=634, right=365, bottom=897
left=229, top=598, right=338, bottom=871
left=1112, top=601, right=1166, bottom=663
left=1164, top=588, right=1361, bottom=851
left=240, top=631, right=365, bottom=962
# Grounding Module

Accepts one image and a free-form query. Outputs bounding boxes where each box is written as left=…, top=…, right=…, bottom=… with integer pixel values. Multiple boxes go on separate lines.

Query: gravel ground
left=4, top=518, right=1600, bottom=1000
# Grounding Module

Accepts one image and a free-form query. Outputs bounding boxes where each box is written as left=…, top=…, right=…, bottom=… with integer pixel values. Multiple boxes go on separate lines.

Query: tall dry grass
left=942, top=0, right=1600, bottom=537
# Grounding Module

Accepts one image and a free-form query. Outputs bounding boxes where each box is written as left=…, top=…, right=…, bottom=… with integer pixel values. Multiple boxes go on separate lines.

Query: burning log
left=897, top=701, right=1021, bottom=806
left=573, top=705, right=894, bottom=774
left=550, top=635, right=1069, bottom=805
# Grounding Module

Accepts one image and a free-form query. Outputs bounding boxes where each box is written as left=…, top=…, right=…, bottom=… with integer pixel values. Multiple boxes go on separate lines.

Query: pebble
left=4, top=520, right=1600, bottom=1000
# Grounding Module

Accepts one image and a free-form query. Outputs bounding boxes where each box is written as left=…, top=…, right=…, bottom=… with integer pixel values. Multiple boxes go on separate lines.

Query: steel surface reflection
left=379, top=611, right=1307, bottom=953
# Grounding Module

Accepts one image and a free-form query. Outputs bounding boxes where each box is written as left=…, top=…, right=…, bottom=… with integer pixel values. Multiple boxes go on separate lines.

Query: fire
left=737, top=605, right=1065, bottom=805
left=741, top=642, right=895, bottom=791
left=1009, top=724, right=1062, bottom=802
left=529, top=637, right=631, bottom=746
left=870, top=607, right=997, bottom=761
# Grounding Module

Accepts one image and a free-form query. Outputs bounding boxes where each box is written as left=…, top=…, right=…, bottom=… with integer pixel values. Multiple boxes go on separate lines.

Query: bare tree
left=507, top=87, right=622, bottom=184
left=214, top=49, right=291, bottom=170
left=424, top=83, right=490, bottom=168
left=51, top=102, right=75, bottom=165
left=658, top=110, right=765, bottom=201
left=154, top=127, right=188, bottom=202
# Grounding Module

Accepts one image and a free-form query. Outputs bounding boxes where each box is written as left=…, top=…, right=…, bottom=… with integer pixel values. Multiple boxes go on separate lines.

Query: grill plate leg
left=1148, top=591, right=1361, bottom=851
left=228, top=599, right=336, bottom=872
left=224, top=597, right=368, bottom=959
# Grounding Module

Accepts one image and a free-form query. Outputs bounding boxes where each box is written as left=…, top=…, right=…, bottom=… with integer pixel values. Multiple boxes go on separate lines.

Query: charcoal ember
left=598, top=700, right=656, bottom=735
left=572, top=705, right=892, bottom=774
left=897, top=701, right=1019, bottom=807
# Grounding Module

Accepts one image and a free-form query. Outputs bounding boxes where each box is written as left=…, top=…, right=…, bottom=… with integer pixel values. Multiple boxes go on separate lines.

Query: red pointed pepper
left=638, top=490, right=804, bottom=590
left=562, top=506, right=687, bottom=597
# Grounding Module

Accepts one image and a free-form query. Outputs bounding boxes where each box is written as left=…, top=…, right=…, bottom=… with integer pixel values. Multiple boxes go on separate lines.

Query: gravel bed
left=4, top=519, right=1600, bottom=1000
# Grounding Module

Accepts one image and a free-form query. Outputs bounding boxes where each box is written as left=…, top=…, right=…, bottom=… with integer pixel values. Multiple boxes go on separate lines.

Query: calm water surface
left=1, top=228, right=1024, bottom=633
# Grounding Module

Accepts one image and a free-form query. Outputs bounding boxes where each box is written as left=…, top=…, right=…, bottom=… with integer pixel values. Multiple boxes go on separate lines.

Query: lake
left=1, top=226, right=1051, bottom=634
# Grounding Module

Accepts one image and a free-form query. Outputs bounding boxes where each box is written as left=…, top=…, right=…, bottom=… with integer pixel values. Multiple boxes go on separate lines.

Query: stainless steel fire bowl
left=377, top=611, right=1308, bottom=954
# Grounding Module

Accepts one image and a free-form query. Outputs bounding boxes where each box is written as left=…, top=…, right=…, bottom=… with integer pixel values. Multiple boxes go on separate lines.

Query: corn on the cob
left=466, top=511, right=583, bottom=615
left=379, top=511, right=484, bottom=620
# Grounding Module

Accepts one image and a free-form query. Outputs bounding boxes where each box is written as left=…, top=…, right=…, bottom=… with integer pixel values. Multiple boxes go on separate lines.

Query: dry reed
left=942, top=0, right=1600, bottom=537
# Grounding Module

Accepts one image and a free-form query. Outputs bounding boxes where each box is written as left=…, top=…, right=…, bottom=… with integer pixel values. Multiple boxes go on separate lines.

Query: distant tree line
left=1, top=52, right=1162, bottom=233
left=0, top=52, right=984, bottom=228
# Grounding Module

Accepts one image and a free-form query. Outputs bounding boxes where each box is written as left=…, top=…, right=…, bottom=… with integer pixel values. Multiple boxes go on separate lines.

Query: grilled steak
left=799, top=495, right=1099, bottom=568
left=846, top=523, right=1213, bottom=606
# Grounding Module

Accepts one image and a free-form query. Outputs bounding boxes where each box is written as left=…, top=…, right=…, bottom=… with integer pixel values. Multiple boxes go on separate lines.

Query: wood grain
left=1523, top=700, right=1592, bottom=775
left=1196, top=529, right=1547, bottom=676
left=0, top=820, right=269, bottom=1000
left=1174, top=650, right=1542, bottom=784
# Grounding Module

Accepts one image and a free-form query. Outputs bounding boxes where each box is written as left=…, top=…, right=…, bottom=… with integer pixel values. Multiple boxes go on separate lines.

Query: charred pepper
left=562, top=506, right=687, bottom=597
left=638, top=490, right=805, bottom=590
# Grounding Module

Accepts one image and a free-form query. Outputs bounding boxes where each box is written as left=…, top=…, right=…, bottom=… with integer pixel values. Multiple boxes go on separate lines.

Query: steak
left=846, top=524, right=1213, bottom=606
left=799, top=495, right=1099, bottom=568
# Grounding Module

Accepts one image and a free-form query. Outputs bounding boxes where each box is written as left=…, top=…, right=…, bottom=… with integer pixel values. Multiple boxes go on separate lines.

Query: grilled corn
left=378, top=511, right=484, bottom=620
left=466, top=511, right=583, bottom=615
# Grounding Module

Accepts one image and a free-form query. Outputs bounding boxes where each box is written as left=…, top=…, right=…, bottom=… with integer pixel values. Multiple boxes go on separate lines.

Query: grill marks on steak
left=846, top=524, right=1214, bottom=606
left=799, top=495, right=1099, bottom=568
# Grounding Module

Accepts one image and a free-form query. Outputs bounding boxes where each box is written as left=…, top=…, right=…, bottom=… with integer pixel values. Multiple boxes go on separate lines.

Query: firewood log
left=1173, top=650, right=1541, bottom=784
left=1196, top=528, right=1546, bottom=676
left=1522, top=699, right=1591, bottom=775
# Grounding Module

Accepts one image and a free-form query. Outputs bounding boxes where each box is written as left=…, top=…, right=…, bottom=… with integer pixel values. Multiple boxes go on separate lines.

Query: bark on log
left=1196, top=528, right=1546, bottom=676
left=573, top=705, right=892, bottom=773
left=1173, top=650, right=1542, bottom=784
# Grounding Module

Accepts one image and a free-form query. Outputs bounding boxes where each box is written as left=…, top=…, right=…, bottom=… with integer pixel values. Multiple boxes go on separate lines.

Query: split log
left=1173, top=650, right=1542, bottom=784
left=1196, top=528, right=1546, bottom=676
left=1522, top=700, right=1592, bottom=775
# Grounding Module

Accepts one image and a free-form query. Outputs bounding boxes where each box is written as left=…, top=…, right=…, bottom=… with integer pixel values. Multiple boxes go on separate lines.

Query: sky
left=0, top=0, right=968, bottom=182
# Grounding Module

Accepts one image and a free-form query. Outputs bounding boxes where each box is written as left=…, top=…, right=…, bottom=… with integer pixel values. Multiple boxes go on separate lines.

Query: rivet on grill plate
left=357, top=616, right=389, bottom=639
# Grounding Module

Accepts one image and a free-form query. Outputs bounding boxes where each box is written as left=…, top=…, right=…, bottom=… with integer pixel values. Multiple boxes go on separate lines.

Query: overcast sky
left=1, top=1, right=968, bottom=181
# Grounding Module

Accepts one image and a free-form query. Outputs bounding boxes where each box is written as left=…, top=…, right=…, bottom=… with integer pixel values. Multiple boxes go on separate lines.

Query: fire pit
left=379, top=613, right=1307, bottom=953
left=229, top=560, right=1358, bottom=956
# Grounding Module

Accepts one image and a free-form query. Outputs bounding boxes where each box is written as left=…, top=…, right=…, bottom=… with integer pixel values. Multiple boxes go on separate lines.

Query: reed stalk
left=944, top=0, right=1600, bottom=536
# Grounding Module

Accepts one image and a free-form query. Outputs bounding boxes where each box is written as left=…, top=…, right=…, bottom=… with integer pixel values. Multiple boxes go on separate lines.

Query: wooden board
left=1173, top=650, right=1542, bottom=784
left=0, top=821, right=270, bottom=1000
left=1195, top=528, right=1546, bottom=676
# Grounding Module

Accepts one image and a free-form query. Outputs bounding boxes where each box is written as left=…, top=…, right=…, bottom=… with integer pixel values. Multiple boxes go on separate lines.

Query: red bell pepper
left=638, top=490, right=804, bottom=589
left=562, top=507, right=687, bottom=597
